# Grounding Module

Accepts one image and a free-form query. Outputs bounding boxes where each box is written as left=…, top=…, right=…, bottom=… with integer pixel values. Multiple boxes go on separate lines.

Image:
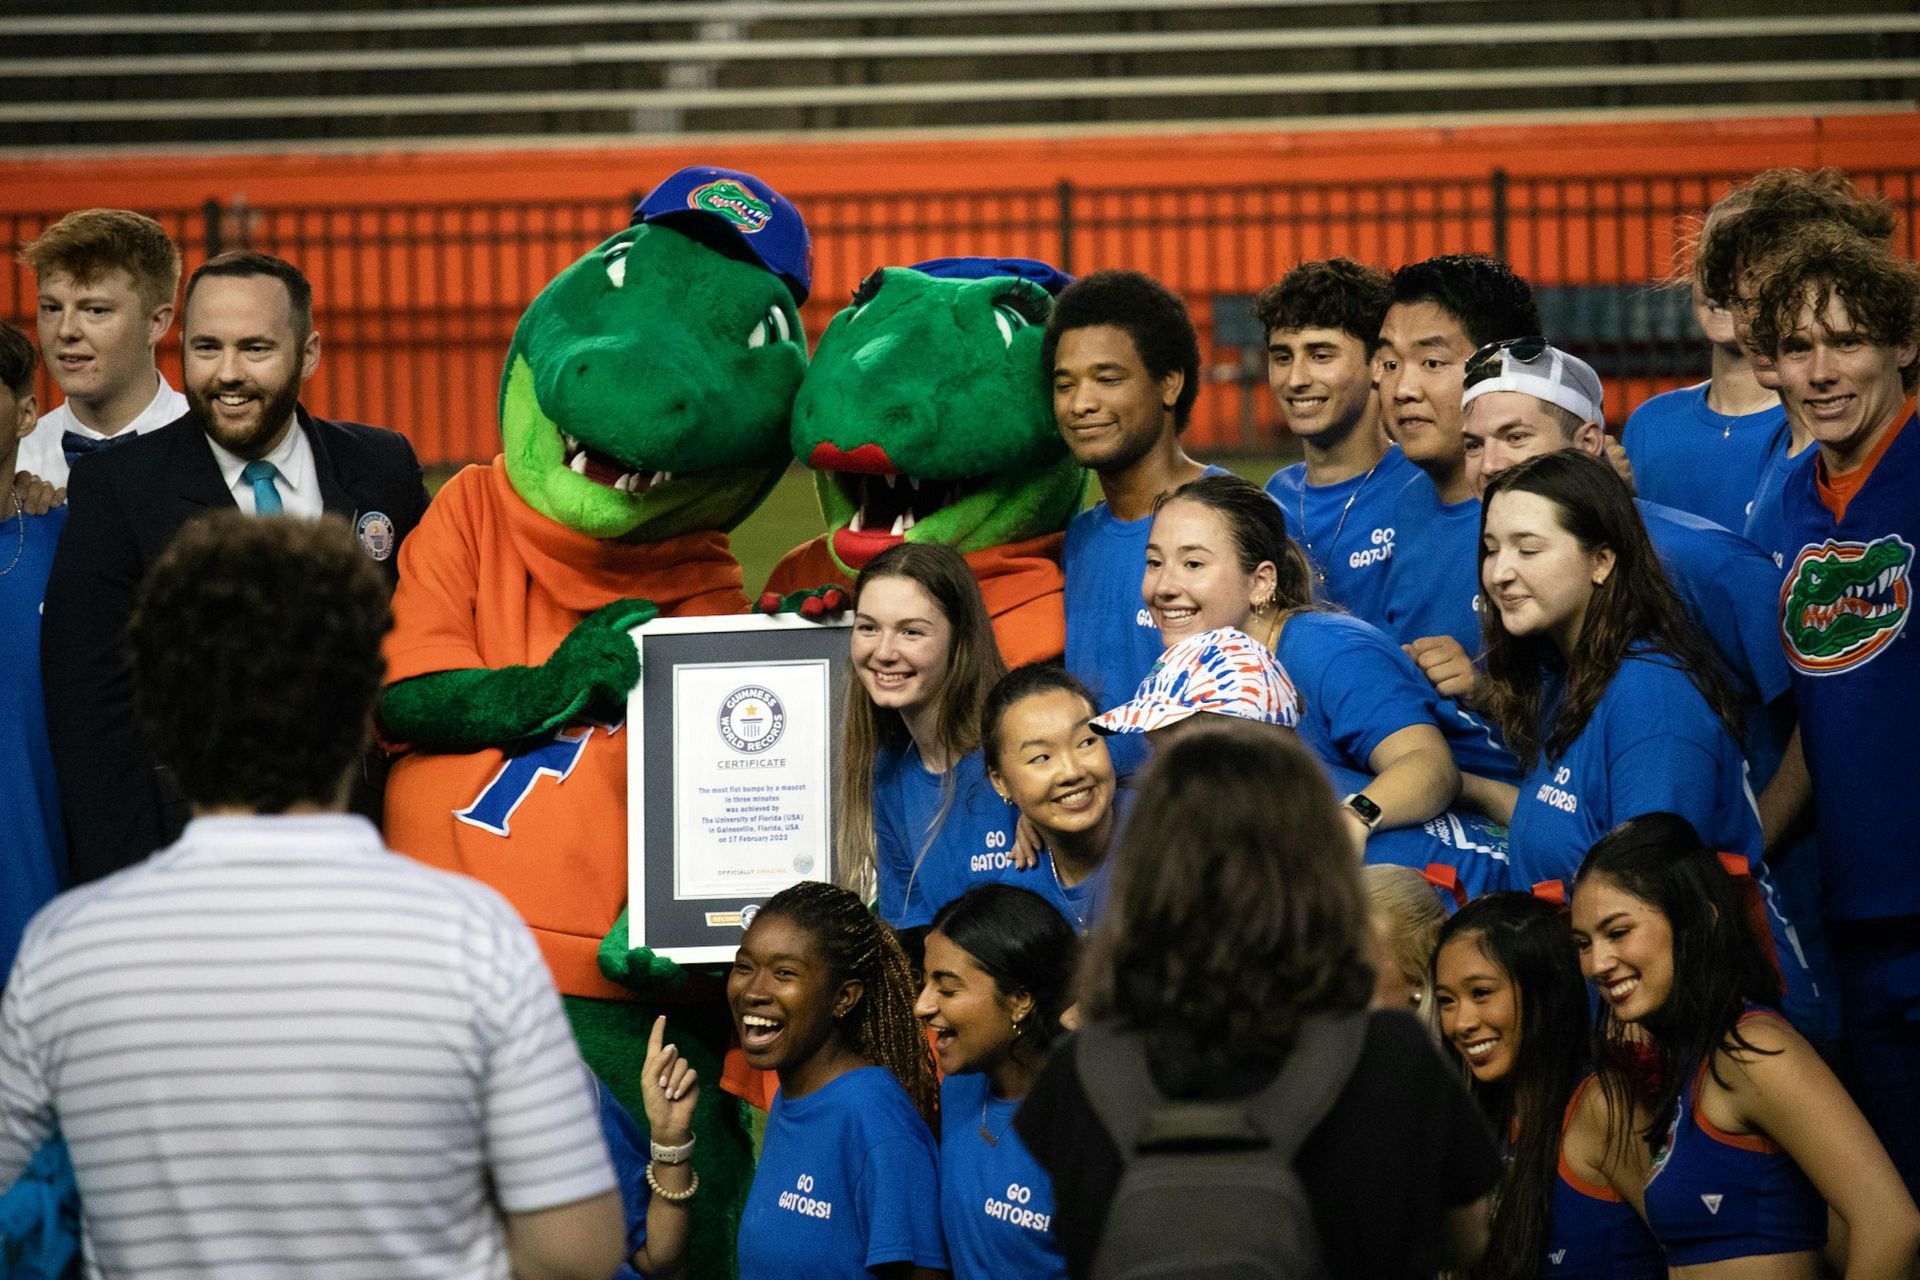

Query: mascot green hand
left=763, top=256, right=1085, bottom=665
left=376, top=166, right=811, bottom=1280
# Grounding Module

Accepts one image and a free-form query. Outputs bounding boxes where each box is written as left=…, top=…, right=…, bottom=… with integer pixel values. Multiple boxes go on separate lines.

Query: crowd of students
left=3, top=162, right=1920, bottom=1279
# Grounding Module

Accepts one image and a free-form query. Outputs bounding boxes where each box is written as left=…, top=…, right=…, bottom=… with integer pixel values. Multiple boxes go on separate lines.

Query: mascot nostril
left=376, top=164, right=811, bottom=1280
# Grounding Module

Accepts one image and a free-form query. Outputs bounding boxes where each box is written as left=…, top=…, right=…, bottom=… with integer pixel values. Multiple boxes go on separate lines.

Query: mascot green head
left=502, top=167, right=812, bottom=541
left=791, top=257, right=1085, bottom=572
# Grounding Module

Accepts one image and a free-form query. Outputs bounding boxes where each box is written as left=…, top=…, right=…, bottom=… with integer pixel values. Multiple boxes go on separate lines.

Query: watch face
left=1348, top=794, right=1383, bottom=826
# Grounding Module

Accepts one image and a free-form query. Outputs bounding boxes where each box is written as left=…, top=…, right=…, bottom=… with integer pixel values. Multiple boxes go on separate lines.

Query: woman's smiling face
left=1143, top=498, right=1273, bottom=647
left=1480, top=488, right=1614, bottom=654
left=914, top=927, right=1027, bottom=1078
left=727, top=913, right=856, bottom=1074
left=987, top=688, right=1116, bottom=844
left=850, top=575, right=953, bottom=716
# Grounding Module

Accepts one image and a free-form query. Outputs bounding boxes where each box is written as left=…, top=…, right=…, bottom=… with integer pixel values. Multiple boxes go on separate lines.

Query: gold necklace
left=979, top=1094, right=1016, bottom=1147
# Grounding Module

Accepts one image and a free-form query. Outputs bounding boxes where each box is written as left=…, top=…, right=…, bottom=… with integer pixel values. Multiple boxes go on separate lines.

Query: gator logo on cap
left=688, top=179, right=773, bottom=234
left=1780, top=534, right=1912, bottom=675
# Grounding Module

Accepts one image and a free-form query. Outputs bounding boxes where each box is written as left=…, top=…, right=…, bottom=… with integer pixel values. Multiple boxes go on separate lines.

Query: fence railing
left=7, top=167, right=1916, bottom=463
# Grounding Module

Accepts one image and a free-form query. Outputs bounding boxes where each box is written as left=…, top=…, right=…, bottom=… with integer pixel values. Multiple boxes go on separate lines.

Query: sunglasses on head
left=1463, top=335, right=1550, bottom=388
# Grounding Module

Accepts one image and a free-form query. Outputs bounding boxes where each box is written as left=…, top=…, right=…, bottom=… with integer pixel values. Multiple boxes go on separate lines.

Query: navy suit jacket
left=41, top=406, right=430, bottom=885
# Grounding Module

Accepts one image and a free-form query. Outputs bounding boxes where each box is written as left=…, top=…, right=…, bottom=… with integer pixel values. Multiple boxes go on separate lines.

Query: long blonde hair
left=837, top=543, right=1007, bottom=902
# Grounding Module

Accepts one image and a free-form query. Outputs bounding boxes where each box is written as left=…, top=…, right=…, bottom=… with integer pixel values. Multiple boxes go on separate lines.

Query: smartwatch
left=1341, top=792, right=1384, bottom=833
left=650, top=1136, right=696, bottom=1165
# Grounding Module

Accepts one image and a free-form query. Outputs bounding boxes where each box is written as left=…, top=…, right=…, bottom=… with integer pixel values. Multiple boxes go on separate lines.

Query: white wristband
left=650, top=1136, right=696, bottom=1165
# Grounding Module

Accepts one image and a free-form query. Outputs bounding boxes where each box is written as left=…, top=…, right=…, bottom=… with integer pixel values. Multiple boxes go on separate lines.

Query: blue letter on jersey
left=456, top=718, right=622, bottom=836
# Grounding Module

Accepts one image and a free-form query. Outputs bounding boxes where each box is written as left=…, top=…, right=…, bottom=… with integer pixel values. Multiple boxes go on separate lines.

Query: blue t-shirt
left=1743, top=437, right=1816, bottom=570
left=1264, top=445, right=1420, bottom=629
left=873, top=744, right=1024, bottom=929
left=938, top=1073, right=1067, bottom=1280
left=2, top=507, right=67, bottom=980
left=1323, top=761, right=1512, bottom=899
left=1508, top=652, right=1761, bottom=888
left=1063, top=466, right=1229, bottom=779
left=1622, top=383, right=1790, bottom=534
left=1380, top=472, right=1484, bottom=656
left=1276, top=610, right=1520, bottom=787
left=591, top=1072, right=651, bottom=1280
left=1779, top=415, right=1920, bottom=920
left=1637, top=498, right=1793, bottom=785
left=738, top=1067, right=946, bottom=1280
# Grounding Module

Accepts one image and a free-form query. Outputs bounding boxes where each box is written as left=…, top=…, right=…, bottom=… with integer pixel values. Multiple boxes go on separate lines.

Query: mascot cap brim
left=633, top=165, right=813, bottom=304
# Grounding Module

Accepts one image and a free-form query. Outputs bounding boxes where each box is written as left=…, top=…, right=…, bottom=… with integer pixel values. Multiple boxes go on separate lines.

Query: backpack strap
left=1075, top=1012, right=1370, bottom=1162
left=1074, top=1021, right=1168, bottom=1156
left=1240, top=1011, right=1370, bottom=1161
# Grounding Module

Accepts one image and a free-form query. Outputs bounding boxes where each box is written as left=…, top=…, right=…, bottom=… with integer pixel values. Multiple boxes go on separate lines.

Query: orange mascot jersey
left=766, top=531, right=1066, bottom=666
left=382, top=458, right=748, bottom=1000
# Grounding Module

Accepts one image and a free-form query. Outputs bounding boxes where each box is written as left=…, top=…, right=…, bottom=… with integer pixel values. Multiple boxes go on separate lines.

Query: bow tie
left=62, top=430, right=136, bottom=463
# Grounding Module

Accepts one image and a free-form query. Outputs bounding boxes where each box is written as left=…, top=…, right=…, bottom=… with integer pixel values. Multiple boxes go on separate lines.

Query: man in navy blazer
left=42, top=250, right=430, bottom=885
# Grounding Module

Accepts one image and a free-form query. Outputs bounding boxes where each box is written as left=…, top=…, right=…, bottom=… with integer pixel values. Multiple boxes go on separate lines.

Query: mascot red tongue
left=764, top=256, right=1086, bottom=666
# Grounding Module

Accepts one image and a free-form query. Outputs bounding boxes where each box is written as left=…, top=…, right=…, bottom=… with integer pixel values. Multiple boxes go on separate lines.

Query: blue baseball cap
left=632, top=166, right=813, bottom=304
left=910, top=256, right=1074, bottom=296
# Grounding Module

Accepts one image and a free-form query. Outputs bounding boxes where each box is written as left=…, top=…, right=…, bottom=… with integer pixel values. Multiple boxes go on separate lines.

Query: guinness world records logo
left=720, top=685, right=786, bottom=753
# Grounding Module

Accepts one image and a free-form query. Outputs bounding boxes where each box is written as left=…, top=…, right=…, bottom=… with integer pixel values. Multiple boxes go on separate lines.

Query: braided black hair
left=758, top=880, right=940, bottom=1130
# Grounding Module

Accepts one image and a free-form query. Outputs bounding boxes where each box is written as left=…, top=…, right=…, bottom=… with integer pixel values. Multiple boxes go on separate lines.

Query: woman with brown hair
left=838, top=542, right=1013, bottom=933
left=1013, top=719, right=1500, bottom=1279
left=1475, top=450, right=1753, bottom=886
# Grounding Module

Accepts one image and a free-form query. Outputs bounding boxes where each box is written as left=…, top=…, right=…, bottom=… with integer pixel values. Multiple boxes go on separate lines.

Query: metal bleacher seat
left=3, top=1, right=1918, bottom=151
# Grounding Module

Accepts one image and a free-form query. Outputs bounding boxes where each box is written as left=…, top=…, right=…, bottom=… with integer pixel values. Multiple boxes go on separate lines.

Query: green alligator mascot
left=377, top=166, right=811, bottom=1275
left=762, top=257, right=1084, bottom=665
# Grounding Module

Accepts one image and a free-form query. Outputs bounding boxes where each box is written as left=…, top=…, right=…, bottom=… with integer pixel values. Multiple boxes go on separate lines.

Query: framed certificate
left=626, top=613, right=852, bottom=962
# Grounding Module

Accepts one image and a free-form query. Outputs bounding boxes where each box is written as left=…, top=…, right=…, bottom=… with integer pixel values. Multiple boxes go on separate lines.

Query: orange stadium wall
left=5, top=111, right=1917, bottom=462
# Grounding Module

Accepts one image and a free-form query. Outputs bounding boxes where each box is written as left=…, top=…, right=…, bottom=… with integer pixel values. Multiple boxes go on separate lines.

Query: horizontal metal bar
left=6, top=59, right=1916, bottom=123
left=0, top=0, right=1474, bottom=38
left=6, top=15, right=1914, bottom=78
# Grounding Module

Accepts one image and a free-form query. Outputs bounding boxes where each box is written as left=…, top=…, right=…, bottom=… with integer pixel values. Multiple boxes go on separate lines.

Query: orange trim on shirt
left=1818, top=399, right=1914, bottom=523
left=1689, top=1012, right=1788, bottom=1154
left=1557, top=1076, right=1627, bottom=1202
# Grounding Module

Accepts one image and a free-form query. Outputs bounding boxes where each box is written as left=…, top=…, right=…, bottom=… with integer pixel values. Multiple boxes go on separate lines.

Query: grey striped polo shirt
left=0, top=813, right=615, bottom=1279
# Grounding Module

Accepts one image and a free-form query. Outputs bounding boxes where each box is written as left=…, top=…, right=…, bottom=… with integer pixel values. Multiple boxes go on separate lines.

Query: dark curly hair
left=1389, top=253, right=1541, bottom=350
left=129, top=511, right=390, bottom=812
left=0, top=320, right=36, bottom=398
left=1746, top=222, right=1920, bottom=392
left=1078, top=719, right=1372, bottom=1085
left=757, top=880, right=941, bottom=1129
left=1042, top=269, right=1201, bottom=430
left=1251, top=257, right=1392, bottom=346
left=1691, top=167, right=1896, bottom=306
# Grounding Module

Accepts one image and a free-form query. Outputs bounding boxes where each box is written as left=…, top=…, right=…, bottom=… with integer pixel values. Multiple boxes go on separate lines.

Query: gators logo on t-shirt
left=688, top=179, right=773, bottom=234
left=1780, top=534, right=1913, bottom=675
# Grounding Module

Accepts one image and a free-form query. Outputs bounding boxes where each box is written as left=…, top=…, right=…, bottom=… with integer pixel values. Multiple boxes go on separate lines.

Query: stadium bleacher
left=4, top=0, right=1917, bottom=151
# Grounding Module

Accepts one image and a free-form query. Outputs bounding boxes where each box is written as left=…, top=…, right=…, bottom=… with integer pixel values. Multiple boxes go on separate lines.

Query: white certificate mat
left=671, top=660, right=832, bottom=899
left=626, top=613, right=851, bottom=963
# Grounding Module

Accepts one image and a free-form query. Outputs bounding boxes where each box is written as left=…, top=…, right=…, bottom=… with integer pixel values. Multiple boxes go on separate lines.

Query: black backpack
left=1076, top=1012, right=1369, bottom=1280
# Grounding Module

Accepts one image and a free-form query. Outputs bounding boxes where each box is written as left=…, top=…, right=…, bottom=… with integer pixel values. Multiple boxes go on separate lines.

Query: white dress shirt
left=206, top=414, right=322, bottom=517
left=15, top=372, right=189, bottom=489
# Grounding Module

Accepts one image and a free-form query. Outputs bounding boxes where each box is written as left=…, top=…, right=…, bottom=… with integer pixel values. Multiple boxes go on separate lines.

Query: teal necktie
left=240, top=460, right=284, bottom=516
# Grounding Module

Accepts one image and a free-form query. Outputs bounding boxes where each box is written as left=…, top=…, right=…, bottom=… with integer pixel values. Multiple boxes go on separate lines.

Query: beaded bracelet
left=645, top=1162, right=699, bottom=1203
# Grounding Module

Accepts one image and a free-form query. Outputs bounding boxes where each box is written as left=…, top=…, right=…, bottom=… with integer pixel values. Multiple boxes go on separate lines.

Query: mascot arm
left=378, top=598, right=659, bottom=750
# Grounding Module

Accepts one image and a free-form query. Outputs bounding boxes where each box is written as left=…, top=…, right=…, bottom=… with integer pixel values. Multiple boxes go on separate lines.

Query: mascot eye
left=602, top=243, right=630, bottom=289
left=847, top=270, right=886, bottom=320
left=747, top=305, right=792, bottom=349
left=992, top=303, right=1032, bottom=349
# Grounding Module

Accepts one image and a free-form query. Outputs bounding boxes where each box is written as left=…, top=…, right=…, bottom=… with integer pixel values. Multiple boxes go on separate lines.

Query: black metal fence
left=7, top=168, right=1916, bottom=462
